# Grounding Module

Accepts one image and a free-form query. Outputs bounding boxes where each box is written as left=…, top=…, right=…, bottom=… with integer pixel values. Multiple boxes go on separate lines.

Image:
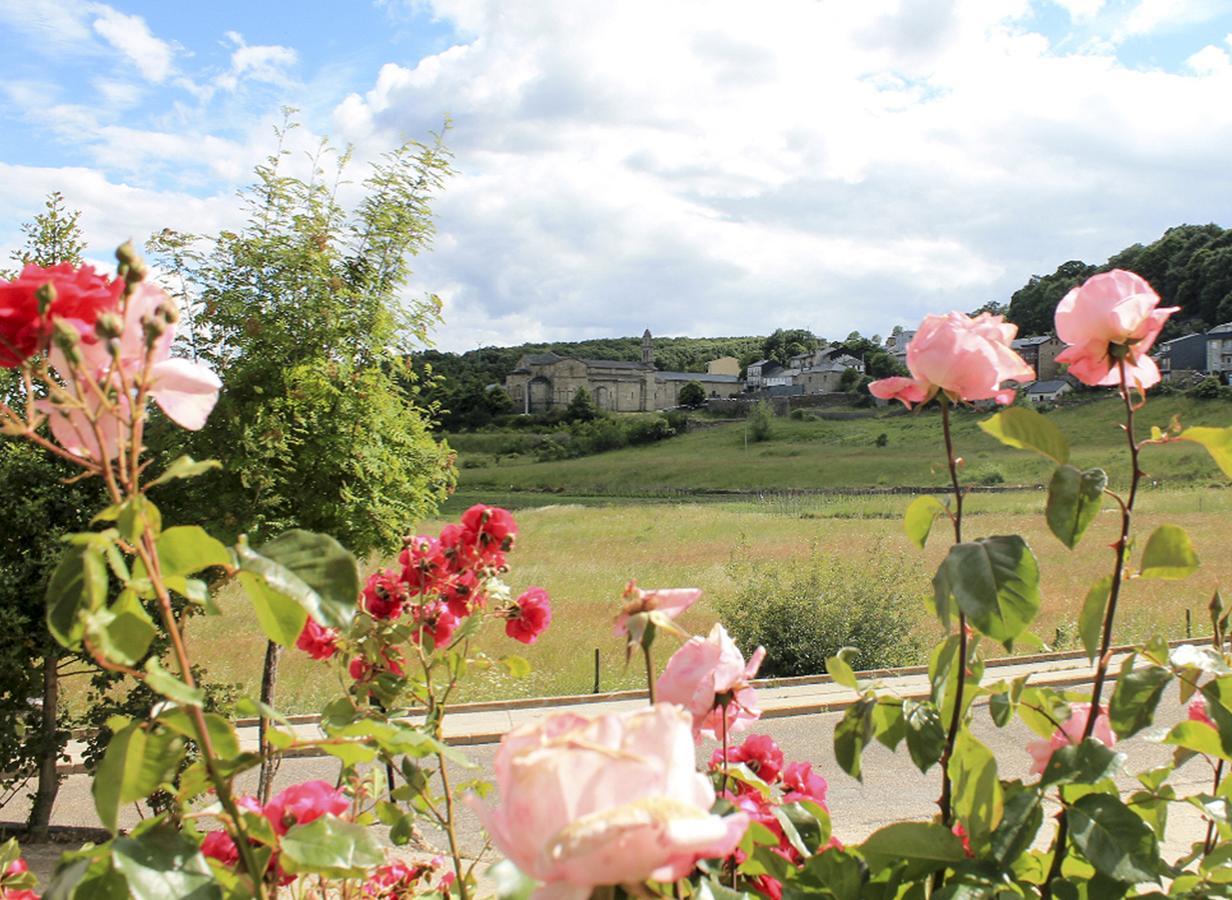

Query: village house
left=1156, top=323, right=1232, bottom=383
left=1011, top=334, right=1065, bottom=381
left=504, top=330, right=742, bottom=413
left=1024, top=379, right=1072, bottom=404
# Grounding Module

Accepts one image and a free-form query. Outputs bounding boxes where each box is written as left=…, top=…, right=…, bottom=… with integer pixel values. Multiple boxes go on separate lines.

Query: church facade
left=504, top=330, right=742, bottom=413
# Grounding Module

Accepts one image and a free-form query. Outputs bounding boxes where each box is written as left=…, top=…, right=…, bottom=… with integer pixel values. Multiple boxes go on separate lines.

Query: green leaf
left=1067, top=794, right=1161, bottom=884
left=1078, top=577, right=1111, bottom=664
left=1164, top=720, right=1225, bottom=759
left=937, top=535, right=1041, bottom=648
left=826, top=649, right=859, bottom=690
left=145, top=455, right=222, bottom=489
left=154, top=526, right=232, bottom=577
left=46, top=542, right=109, bottom=650
left=1045, top=466, right=1106, bottom=549
left=1109, top=657, right=1171, bottom=739
left=789, top=849, right=865, bottom=900
left=860, top=822, right=967, bottom=872
left=278, top=816, right=384, bottom=877
left=112, top=826, right=220, bottom=900
left=1138, top=525, right=1199, bottom=580
left=833, top=698, right=873, bottom=781
left=871, top=699, right=905, bottom=751
left=157, top=709, right=241, bottom=760
left=238, top=571, right=309, bottom=646
left=903, top=699, right=946, bottom=774
left=143, top=658, right=205, bottom=707
left=1179, top=426, right=1232, bottom=479
left=93, top=724, right=183, bottom=833
left=117, top=496, right=162, bottom=543
left=949, top=731, right=1003, bottom=843
left=500, top=655, right=532, bottom=678
left=903, top=495, right=947, bottom=550
left=1040, top=738, right=1124, bottom=788
left=979, top=407, right=1070, bottom=464
left=237, top=530, right=360, bottom=631
left=84, top=590, right=157, bottom=667
left=991, top=789, right=1043, bottom=866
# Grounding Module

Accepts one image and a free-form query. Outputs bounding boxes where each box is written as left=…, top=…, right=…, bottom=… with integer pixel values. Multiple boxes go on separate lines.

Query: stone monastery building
left=504, top=330, right=741, bottom=413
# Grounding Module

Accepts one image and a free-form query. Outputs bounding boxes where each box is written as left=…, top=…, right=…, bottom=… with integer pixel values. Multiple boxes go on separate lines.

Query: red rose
left=443, top=569, right=482, bottom=618
left=411, top=600, right=459, bottom=646
left=461, top=504, right=517, bottom=554
left=0, top=263, right=122, bottom=367
left=711, top=733, right=785, bottom=785
left=201, top=830, right=240, bottom=866
left=362, top=568, right=407, bottom=620
left=505, top=587, right=552, bottom=644
left=295, top=618, right=338, bottom=660
left=400, top=535, right=446, bottom=596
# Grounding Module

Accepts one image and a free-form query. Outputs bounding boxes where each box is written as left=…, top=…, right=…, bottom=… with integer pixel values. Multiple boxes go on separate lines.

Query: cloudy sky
left=1, top=0, right=1230, bottom=351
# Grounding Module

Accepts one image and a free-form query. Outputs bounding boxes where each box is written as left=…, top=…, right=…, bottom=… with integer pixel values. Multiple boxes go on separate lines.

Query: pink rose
left=710, top=733, right=785, bottom=784
left=869, top=312, right=1035, bottom=408
left=1054, top=269, right=1178, bottom=390
left=656, top=623, right=765, bottom=740
left=505, top=587, right=552, bottom=644
left=614, top=583, right=701, bottom=637
left=39, top=280, right=221, bottom=460
left=1027, top=703, right=1115, bottom=774
left=201, top=830, right=240, bottom=866
left=263, top=780, right=349, bottom=835
left=782, top=760, right=828, bottom=806
left=471, top=703, right=748, bottom=898
left=0, top=262, right=123, bottom=366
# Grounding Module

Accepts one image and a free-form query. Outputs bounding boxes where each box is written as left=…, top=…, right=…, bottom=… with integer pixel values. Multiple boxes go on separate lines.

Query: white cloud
left=319, top=0, right=1232, bottom=349
left=1051, top=0, right=1105, bottom=19
left=213, top=31, right=299, bottom=93
left=89, top=5, right=176, bottom=83
left=1187, top=43, right=1231, bottom=74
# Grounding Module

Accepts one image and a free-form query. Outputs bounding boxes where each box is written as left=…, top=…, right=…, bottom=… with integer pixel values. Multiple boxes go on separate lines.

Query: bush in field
left=718, top=541, right=924, bottom=678
left=747, top=400, right=774, bottom=441
left=678, top=380, right=707, bottom=408
left=625, top=414, right=675, bottom=445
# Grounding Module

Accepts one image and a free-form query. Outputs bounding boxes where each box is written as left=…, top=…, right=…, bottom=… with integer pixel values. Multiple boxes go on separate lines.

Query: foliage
left=760, top=327, right=819, bottom=366
left=1188, top=375, right=1232, bottom=401
left=747, top=400, right=774, bottom=442
left=6, top=192, right=86, bottom=273
left=565, top=386, right=597, bottom=422
left=719, top=542, right=924, bottom=677
left=1007, top=223, right=1232, bottom=336
left=677, top=380, right=707, bottom=408
left=146, top=115, right=455, bottom=556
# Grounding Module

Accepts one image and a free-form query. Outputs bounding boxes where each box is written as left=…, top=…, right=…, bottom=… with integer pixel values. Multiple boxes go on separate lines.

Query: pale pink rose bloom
left=40, top=282, right=221, bottom=459
left=1054, top=269, right=1178, bottom=391
left=471, top=703, right=749, bottom=899
left=1027, top=703, right=1115, bottom=774
left=869, top=312, right=1035, bottom=408
left=656, top=623, right=765, bottom=739
left=613, top=586, right=702, bottom=637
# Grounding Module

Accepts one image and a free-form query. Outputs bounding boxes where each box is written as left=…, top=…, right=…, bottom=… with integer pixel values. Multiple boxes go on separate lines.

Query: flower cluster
left=293, top=504, right=552, bottom=692
left=364, top=857, right=454, bottom=898
left=201, top=780, right=349, bottom=884
left=0, top=856, right=37, bottom=900
left=0, top=261, right=221, bottom=461
left=709, top=733, right=833, bottom=899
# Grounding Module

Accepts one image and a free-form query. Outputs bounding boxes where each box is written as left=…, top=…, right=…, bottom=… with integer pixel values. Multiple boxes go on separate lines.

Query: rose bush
left=2, top=255, right=1232, bottom=898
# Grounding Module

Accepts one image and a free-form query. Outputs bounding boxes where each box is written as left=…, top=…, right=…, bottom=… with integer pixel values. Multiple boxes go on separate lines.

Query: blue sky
left=1, top=0, right=1231, bottom=351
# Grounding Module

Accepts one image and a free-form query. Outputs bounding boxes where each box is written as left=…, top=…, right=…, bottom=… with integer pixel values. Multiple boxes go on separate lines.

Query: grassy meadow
left=182, top=483, right=1232, bottom=714
left=450, top=395, right=1232, bottom=497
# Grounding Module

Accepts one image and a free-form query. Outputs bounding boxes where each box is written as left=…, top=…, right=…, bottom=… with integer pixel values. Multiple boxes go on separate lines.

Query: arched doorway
left=528, top=377, right=552, bottom=413
left=594, top=385, right=610, bottom=410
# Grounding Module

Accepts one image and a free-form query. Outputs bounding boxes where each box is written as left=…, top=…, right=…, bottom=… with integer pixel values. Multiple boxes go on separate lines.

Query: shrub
left=875, top=432, right=888, bottom=447
left=747, top=400, right=774, bottom=442
left=625, top=414, right=675, bottom=445
left=718, top=541, right=925, bottom=678
left=1188, top=375, right=1224, bottom=399
left=678, top=381, right=707, bottom=408
left=663, top=409, right=689, bottom=433
left=789, top=408, right=807, bottom=421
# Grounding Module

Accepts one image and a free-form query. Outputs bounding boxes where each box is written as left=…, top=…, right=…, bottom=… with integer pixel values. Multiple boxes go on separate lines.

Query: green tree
left=761, top=328, right=819, bottom=366
left=0, top=193, right=103, bottom=835
left=838, top=366, right=861, bottom=392
left=1006, top=260, right=1097, bottom=336
left=747, top=400, right=774, bottom=442
left=677, top=380, right=707, bottom=408
left=149, top=116, right=456, bottom=553
left=566, top=385, right=598, bottom=422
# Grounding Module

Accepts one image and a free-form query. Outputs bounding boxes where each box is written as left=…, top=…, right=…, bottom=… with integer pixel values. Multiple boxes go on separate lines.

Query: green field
left=181, top=485, right=1232, bottom=713
left=448, top=395, right=1232, bottom=499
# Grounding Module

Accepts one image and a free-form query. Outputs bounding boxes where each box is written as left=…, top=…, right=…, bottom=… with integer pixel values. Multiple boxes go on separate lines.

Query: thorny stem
left=719, top=705, right=736, bottom=890
left=936, top=396, right=967, bottom=825
left=418, top=643, right=472, bottom=900
left=135, top=525, right=269, bottom=899
left=1044, top=359, right=1142, bottom=896
left=643, top=644, right=657, bottom=704
left=1206, top=760, right=1225, bottom=856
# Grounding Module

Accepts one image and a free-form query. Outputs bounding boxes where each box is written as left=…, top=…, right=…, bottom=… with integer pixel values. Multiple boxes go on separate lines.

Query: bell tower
left=642, top=329, right=653, bottom=367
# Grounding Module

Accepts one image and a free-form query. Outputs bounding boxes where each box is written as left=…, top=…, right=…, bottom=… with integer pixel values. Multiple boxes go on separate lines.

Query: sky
left=1, top=0, right=1230, bottom=352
